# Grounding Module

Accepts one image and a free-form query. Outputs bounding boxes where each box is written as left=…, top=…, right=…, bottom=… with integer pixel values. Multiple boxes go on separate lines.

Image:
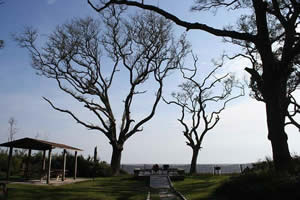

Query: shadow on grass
left=7, top=176, right=148, bottom=200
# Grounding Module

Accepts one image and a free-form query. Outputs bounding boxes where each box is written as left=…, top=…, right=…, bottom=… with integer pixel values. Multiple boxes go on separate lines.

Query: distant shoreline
left=120, top=163, right=253, bottom=174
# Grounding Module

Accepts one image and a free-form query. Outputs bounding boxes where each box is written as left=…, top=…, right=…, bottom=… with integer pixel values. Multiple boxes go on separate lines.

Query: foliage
left=0, top=149, right=8, bottom=172
left=0, top=149, right=121, bottom=179
left=0, top=148, right=26, bottom=177
left=6, top=176, right=147, bottom=200
left=52, top=152, right=127, bottom=177
left=215, top=157, right=300, bottom=200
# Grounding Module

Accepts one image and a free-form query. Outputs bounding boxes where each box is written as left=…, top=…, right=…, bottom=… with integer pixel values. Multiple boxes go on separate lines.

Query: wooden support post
left=47, top=149, right=52, bottom=184
left=62, top=149, right=66, bottom=181
left=94, top=146, right=97, bottom=163
left=74, top=151, right=78, bottom=180
left=6, top=147, right=13, bottom=181
left=40, top=150, right=46, bottom=182
left=25, top=149, right=32, bottom=179
left=42, top=150, right=46, bottom=171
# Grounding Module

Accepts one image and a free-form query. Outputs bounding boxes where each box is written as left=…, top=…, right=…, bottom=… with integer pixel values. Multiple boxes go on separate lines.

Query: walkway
left=150, top=175, right=170, bottom=189
left=149, top=175, right=182, bottom=200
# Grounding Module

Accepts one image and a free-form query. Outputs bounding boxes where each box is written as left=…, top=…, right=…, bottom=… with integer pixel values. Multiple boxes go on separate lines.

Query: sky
left=0, top=0, right=299, bottom=165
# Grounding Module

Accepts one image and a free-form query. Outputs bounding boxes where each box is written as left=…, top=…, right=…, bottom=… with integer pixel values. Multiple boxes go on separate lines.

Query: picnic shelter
left=0, top=137, right=82, bottom=184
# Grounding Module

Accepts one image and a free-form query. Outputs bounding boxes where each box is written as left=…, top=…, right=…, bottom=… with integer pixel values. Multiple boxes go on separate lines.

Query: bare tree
left=8, top=117, right=17, bottom=142
left=89, top=0, right=300, bottom=172
left=15, top=7, right=189, bottom=175
left=164, top=55, right=244, bottom=174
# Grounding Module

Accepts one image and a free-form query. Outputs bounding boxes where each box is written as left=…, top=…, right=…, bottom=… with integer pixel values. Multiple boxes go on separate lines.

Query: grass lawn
left=5, top=176, right=148, bottom=200
left=172, top=174, right=231, bottom=200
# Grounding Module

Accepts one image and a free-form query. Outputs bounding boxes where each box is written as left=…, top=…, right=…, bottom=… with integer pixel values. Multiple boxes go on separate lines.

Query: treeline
left=0, top=148, right=124, bottom=179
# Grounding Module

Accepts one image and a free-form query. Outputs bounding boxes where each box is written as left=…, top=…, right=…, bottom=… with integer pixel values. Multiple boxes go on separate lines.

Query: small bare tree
left=164, top=56, right=244, bottom=174
left=8, top=117, right=17, bottom=142
left=15, top=7, right=188, bottom=175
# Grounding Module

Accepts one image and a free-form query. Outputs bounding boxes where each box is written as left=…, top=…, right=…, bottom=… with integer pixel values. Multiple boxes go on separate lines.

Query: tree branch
left=43, top=97, right=111, bottom=139
left=88, top=0, right=256, bottom=42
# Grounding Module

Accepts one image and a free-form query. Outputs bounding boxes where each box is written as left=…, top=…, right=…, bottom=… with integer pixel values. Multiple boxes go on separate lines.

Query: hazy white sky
left=0, top=0, right=299, bottom=165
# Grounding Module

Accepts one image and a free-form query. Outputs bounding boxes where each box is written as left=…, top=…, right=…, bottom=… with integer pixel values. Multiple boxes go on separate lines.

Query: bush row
left=0, top=148, right=122, bottom=178
left=215, top=157, right=300, bottom=200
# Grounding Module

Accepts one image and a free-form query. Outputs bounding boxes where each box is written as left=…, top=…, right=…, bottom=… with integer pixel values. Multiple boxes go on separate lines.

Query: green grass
left=149, top=190, right=160, bottom=200
left=4, top=176, right=148, bottom=200
left=172, top=174, right=231, bottom=200
left=149, top=188, right=173, bottom=200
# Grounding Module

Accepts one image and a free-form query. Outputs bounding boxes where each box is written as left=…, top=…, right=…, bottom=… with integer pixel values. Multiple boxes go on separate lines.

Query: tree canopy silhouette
left=15, top=7, right=189, bottom=175
left=89, top=0, right=300, bottom=172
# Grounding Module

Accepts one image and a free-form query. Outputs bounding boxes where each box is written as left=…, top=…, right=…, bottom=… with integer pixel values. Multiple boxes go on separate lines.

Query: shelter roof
left=0, top=137, right=83, bottom=151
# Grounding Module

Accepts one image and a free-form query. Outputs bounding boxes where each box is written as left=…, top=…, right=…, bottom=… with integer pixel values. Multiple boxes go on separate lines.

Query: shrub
left=215, top=157, right=300, bottom=200
left=0, top=149, right=121, bottom=179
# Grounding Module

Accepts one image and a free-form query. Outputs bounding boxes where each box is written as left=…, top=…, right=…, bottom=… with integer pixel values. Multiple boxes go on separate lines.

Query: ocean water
left=121, top=163, right=253, bottom=174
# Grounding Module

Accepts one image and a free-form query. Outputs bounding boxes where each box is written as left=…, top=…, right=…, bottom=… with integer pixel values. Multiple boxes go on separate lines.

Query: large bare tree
left=16, top=7, right=189, bottom=175
left=89, top=0, right=300, bottom=172
left=164, top=56, right=244, bottom=174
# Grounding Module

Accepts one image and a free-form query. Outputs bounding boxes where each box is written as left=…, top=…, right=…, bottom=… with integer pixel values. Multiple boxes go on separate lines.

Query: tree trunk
left=189, top=147, right=200, bottom=174
left=264, top=76, right=292, bottom=172
left=266, top=98, right=292, bottom=171
left=111, top=145, right=123, bottom=176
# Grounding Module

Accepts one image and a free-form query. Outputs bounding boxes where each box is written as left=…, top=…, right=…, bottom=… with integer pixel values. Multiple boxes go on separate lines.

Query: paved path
left=149, top=175, right=181, bottom=200
left=150, top=175, right=170, bottom=189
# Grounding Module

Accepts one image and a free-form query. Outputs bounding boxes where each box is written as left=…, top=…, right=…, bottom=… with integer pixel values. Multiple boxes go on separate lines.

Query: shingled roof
left=0, top=137, right=82, bottom=151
